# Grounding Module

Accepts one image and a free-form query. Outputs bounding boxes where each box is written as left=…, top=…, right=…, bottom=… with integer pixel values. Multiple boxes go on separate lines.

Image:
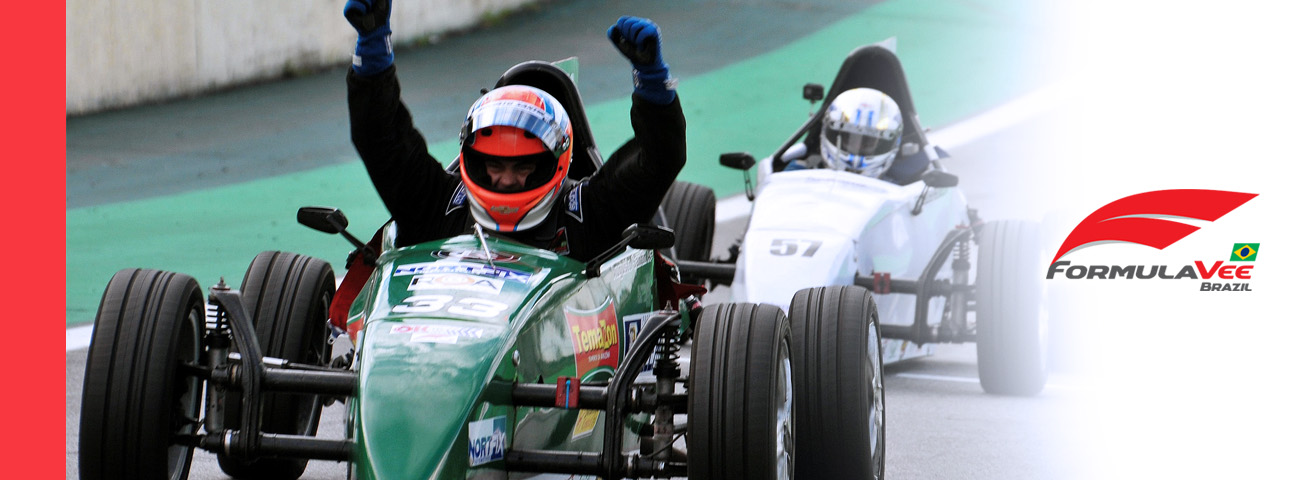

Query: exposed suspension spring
left=653, top=328, right=680, bottom=379
left=942, top=232, right=973, bottom=341
left=952, top=236, right=971, bottom=266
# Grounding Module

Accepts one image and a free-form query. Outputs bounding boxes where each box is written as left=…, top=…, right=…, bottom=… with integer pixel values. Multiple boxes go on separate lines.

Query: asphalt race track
left=66, top=0, right=1084, bottom=478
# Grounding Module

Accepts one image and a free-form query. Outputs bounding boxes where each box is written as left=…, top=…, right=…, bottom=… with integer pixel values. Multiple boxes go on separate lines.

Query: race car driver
left=780, top=87, right=920, bottom=184
left=343, top=1, right=686, bottom=262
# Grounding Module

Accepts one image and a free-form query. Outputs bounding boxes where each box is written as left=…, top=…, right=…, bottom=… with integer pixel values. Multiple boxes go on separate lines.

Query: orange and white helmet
left=459, top=85, right=573, bottom=232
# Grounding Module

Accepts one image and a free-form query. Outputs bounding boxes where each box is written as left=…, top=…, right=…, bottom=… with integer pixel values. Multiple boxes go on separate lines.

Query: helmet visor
left=461, top=147, right=559, bottom=193
left=823, top=129, right=898, bottom=156
left=466, top=99, right=570, bottom=158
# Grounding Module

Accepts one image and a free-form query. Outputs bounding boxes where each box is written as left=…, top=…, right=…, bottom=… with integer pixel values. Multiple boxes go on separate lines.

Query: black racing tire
left=659, top=181, right=717, bottom=263
left=975, top=220, right=1049, bottom=396
left=789, top=285, right=885, bottom=480
left=687, top=303, right=794, bottom=480
left=79, top=268, right=205, bottom=480
left=217, top=251, right=335, bottom=479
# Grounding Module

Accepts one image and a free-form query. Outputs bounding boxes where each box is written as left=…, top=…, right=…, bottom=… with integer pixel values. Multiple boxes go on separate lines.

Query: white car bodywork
left=731, top=161, right=969, bottom=363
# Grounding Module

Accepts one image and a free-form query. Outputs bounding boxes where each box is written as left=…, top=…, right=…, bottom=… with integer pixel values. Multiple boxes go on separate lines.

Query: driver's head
left=459, top=85, right=573, bottom=232
left=819, top=87, right=904, bottom=178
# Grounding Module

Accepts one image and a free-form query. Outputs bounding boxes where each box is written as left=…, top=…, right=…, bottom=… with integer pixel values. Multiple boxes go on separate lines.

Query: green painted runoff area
left=66, top=0, right=1060, bottom=325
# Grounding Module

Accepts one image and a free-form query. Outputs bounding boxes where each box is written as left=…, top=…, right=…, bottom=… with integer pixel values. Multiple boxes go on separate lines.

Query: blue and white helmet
left=819, top=88, right=903, bottom=177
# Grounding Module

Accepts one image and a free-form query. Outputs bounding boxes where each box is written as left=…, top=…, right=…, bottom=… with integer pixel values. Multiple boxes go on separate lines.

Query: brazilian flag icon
left=1230, top=243, right=1259, bottom=261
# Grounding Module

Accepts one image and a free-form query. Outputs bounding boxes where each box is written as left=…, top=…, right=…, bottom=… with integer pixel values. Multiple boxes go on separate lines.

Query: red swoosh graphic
left=1052, top=189, right=1258, bottom=263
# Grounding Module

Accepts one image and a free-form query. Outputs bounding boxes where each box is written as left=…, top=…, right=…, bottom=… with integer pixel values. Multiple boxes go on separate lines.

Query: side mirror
left=298, top=206, right=377, bottom=266
left=623, top=224, right=676, bottom=251
left=719, top=152, right=756, bottom=171
left=586, top=224, right=676, bottom=277
left=297, top=206, right=348, bottom=234
left=803, top=83, right=824, bottom=103
left=921, top=170, right=959, bottom=188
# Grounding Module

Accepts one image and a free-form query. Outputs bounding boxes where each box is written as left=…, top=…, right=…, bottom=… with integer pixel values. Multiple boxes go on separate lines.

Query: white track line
left=67, top=325, right=94, bottom=352
left=895, top=373, right=980, bottom=383
left=895, top=372, right=1080, bottom=391
left=66, top=85, right=1065, bottom=353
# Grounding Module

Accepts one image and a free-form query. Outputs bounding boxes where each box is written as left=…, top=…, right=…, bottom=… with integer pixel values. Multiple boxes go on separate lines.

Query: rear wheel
left=789, top=285, right=885, bottom=480
left=79, top=268, right=205, bottom=480
left=687, top=303, right=793, bottom=480
left=217, top=251, right=335, bottom=479
left=660, top=181, right=717, bottom=263
left=975, top=220, right=1048, bottom=395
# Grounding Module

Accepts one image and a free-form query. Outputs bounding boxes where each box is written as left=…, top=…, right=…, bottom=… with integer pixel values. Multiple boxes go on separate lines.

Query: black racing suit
left=347, top=66, right=686, bottom=262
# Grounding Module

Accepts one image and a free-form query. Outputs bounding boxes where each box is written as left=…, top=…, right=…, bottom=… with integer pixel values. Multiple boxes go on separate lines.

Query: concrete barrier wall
left=66, top=0, right=539, bottom=115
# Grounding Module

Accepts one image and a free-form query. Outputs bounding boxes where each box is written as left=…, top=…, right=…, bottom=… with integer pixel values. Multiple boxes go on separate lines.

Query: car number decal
left=769, top=238, right=823, bottom=257
left=391, top=295, right=509, bottom=319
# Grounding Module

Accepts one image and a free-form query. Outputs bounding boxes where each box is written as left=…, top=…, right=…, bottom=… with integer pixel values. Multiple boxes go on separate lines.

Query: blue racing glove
left=607, top=16, right=676, bottom=105
left=344, top=0, right=393, bottom=76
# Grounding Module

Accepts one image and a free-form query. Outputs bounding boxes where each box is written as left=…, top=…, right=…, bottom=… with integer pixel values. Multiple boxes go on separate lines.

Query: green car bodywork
left=346, top=233, right=663, bottom=479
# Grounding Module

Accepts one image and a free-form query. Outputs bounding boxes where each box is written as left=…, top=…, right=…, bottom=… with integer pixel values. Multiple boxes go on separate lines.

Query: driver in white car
left=781, top=87, right=917, bottom=184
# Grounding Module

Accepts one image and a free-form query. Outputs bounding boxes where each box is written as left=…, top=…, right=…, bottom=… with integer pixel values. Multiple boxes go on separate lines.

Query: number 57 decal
left=770, top=238, right=822, bottom=257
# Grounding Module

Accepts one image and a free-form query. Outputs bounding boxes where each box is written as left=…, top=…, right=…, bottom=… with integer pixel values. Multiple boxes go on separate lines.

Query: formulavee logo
left=1047, top=243, right=1261, bottom=292
left=1052, top=189, right=1257, bottom=263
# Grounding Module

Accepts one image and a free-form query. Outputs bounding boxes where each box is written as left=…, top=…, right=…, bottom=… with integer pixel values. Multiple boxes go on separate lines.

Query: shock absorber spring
left=646, top=327, right=681, bottom=461
left=945, top=233, right=972, bottom=340
left=953, top=236, right=971, bottom=265
left=203, top=300, right=232, bottom=434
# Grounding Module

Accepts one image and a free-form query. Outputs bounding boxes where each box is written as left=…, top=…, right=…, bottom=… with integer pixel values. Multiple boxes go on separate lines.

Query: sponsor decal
left=434, top=249, right=521, bottom=263
left=489, top=205, right=519, bottom=215
left=565, top=184, right=584, bottom=222
left=447, top=183, right=468, bottom=214
left=571, top=410, right=600, bottom=439
left=390, top=324, right=487, bottom=344
left=468, top=416, right=507, bottom=466
left=1052, top=189, right=1257, bottom=262
left=394, top=262, right=530, bottom=282
left=565, top=301, right=621, bottom=378
left=409, top=273, right=505, bottom=294
left=623, top=313, right=657, bottom=374
left=601, top=251, right=644, bottom=280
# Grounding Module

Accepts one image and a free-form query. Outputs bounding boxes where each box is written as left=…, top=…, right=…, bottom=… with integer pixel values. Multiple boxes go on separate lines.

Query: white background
left=1056, top=1, right=1307, bottom=477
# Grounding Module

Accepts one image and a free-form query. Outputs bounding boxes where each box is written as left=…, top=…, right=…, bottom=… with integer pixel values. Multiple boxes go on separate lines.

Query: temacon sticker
left=468, top=416, right=507, bottom=466
left=565, top=301, right=620, bottom=378
left=390, top=324, right=487, bottom=344
left=408, top=273, right=504, bottom=294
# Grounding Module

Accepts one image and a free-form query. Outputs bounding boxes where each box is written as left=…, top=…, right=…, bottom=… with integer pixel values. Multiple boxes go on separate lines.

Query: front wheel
left=218, top=251, right=335, bottom=479
left=975, top=220, right=1049, bottom=395
left=79, top=268, right=205, bottom=480
left=789, top=285, right=885, bottom=480
left=687, top=303, right=794, bottom=480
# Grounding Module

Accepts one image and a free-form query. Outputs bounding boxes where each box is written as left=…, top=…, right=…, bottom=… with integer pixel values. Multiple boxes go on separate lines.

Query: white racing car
left=678, top=42, right=1050, bottom=396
